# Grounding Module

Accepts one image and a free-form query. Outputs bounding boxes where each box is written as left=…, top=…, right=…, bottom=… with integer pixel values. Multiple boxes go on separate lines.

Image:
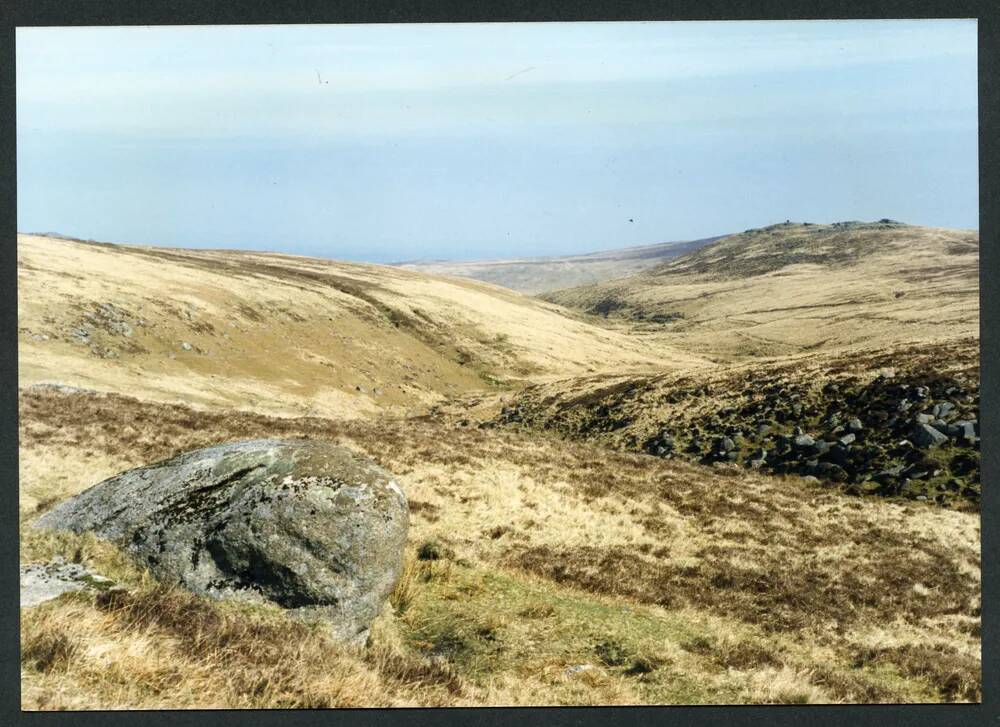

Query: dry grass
left=546, top=222, right=978, bottom=362
left=21, top=585, right=472, bottom=709
left=19, top=387, right=980, bottom=707
left=17, top=233, right=696, bottom=420
left=17, top=224, right=981, bottom=707
left=490, top=335, right=980, bottom=508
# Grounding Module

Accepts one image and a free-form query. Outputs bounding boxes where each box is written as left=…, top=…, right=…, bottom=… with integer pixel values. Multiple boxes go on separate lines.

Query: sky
left=16, top=20, right=978, bottom=263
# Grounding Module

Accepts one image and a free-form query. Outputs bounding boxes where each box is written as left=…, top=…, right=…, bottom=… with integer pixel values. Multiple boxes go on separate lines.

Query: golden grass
left=17, top=233, right=701, bottom=420
left=19, top=388, right=980, bottom=707
left=17, top=224, right=981, bottom=707
left=546, top=223, right=978, bottom=362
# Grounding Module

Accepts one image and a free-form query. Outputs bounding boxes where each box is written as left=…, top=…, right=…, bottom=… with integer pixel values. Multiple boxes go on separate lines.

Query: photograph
left=15, top=19, right=981, bottom=708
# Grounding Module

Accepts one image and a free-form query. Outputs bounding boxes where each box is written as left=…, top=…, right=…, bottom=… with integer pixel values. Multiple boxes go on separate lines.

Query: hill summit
left=544, top=221, right=978, bottom=361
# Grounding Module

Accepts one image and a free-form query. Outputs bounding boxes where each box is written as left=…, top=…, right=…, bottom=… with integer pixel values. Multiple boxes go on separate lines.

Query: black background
left=0, top=2, right=996, bottom=726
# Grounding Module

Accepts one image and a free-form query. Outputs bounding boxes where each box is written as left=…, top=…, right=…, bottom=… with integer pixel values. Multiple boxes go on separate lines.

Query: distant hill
left=544, top=221, right=979, bottom=362
left=398, top=235, right=723, bottom=294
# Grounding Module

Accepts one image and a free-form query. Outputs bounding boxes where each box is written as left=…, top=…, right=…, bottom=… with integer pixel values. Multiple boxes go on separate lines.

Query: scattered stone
left=20, top=560, right=115, bottom=607
left=180, top=341, right=192, bottom=351
left=912, top=423, right=948, bottom=448
left=36, top=439, right=409, bottom=645
left=109, top=320, right=133, bottom=337
left=955, top=421, right=978, bottom=444
left=838, top=433, right=856, bottom=446
left=847, top=418, right=863, bottom=432
left=26, top=382, right=97, bottom=396
left=794, top=434, right=815, bottom=448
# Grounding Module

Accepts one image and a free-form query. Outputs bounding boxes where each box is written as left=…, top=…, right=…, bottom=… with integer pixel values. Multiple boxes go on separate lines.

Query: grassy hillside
left=18, top=223, right=981, bottom=707
left=399, top=236, right=721, bottom=294
left=18, top=234, right=704, bottom=419
left=483, top=337, right=980, bottom=509
left=20, top=388, right=980, bottom=707
left=544, top=221, right=979, bottom=362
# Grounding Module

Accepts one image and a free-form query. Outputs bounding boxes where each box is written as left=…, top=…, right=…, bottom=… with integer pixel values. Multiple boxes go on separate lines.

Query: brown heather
left=17, top=225, right=981, bottom=707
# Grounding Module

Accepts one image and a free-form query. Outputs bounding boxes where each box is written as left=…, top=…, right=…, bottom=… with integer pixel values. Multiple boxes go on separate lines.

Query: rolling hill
left=543, top=221, right=979, bottom=362
left=17, top=234, right=708, bottom=419
left=398, top=235, right=722, bottom=294
left=18, top=223, right=981, bottom=707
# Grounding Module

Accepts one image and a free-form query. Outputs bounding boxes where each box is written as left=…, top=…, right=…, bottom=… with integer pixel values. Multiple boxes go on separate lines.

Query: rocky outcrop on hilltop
left=36, top=439, right=409, bottom=644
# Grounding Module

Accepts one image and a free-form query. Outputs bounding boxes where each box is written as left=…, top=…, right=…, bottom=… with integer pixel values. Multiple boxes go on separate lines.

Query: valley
left=398, top=235, right=722, bottom=295
left=17, top=221, right=981, bottom=707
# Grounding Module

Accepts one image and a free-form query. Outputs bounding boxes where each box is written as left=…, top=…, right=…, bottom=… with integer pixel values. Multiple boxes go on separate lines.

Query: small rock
left=794, top=434, right=815, bottom=448
left=180, top=342, right=192, bottom=351
left=20, top=561, right=115, bottom=607
left=912, top=423, right=948, bottom=448
left=955, top=420, right=978, bottom=443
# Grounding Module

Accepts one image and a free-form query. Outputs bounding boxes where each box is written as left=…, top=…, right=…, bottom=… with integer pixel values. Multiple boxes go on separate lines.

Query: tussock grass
left=21, top=581, right=471, bottom=709
left=19, top=387, right=979, bottom=707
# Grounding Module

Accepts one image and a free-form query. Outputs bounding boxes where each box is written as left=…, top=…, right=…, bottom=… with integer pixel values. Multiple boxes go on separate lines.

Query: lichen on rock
left=36, top=439, right=409, bottom=645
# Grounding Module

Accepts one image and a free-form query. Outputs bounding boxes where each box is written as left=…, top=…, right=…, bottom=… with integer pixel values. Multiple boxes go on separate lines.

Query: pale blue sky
left=16, top=21, right=978, bottom=262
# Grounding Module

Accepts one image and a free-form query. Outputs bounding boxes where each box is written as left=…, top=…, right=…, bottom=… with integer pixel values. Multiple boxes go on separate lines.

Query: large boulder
left=36, top=439, right=409, bottom=645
